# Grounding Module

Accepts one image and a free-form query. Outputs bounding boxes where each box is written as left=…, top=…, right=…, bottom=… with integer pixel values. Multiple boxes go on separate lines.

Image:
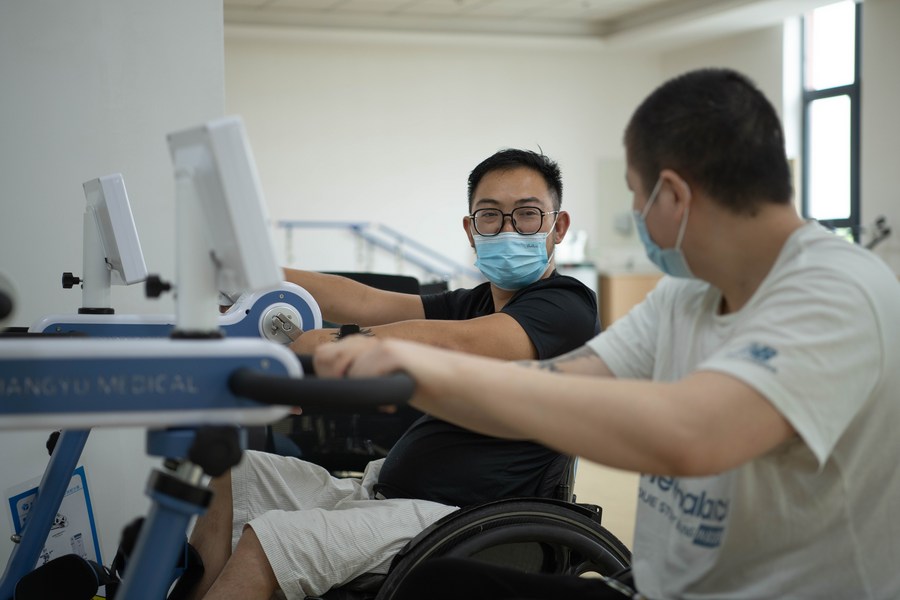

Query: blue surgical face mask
left=473, top=231, right=554, bottom=291
left=633, top=177, right=695, bottom=278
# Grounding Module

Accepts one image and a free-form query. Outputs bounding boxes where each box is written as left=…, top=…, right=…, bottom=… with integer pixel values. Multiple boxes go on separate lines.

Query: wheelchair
left=252, top=408, right=632, bottom=600
left=300, top=454, right=632, bottom=600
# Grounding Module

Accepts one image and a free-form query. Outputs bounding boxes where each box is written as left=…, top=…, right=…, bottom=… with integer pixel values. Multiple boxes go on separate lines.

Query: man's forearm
left=282, top=268, right=366, bottom=323
left=368, top=316, right=538, bottom=360
left=282, top=268, right=425, bottom=325
left=517, top=345, right=612, bottom=376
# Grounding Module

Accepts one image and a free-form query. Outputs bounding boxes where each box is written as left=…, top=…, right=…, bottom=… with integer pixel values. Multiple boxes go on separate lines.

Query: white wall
left=0, top=0, right=224, bottom=568
left=861, top=0, right=900, bottom=272
left=224, top=28, right=663, bottom=283
left=661, top=25, right=785, bottom=117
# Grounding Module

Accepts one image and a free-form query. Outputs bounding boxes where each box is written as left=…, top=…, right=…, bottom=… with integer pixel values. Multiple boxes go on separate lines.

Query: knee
left=235, top=526, right=277, bottom=579
left=237, top=525, right=262, bottom=549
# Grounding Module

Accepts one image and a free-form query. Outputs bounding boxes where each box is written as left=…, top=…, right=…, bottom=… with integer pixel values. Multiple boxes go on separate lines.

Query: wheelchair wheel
left=374, top=498, right=632, bottom=600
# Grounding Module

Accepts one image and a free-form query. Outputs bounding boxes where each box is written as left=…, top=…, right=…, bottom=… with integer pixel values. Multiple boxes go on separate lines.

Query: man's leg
left=185, top=471, right=234, bottom=600
left=186, top=453, right=385, bottom=599
left=200, top=526, right=278, bottom=600
left=245, top=497, right=458, bottom=599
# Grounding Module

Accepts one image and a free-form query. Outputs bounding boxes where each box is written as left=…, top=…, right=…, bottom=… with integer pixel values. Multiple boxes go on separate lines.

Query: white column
left=80, top=209, right=111, bottom=310
left=174, top=168, right=220, bottom=334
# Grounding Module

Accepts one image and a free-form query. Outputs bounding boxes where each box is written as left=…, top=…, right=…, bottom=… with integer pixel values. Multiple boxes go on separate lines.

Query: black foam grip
left=228, top=368, right=415, bottom=413
left=296, top=353, right=315, bottom=375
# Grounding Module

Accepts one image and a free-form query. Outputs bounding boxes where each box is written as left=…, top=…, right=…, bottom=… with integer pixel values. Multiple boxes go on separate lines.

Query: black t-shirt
left=374, top=272, right=600, bottom=507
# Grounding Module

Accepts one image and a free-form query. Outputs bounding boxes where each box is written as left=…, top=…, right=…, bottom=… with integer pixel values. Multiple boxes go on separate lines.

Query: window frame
left=800, top=1, right=862, bottom=241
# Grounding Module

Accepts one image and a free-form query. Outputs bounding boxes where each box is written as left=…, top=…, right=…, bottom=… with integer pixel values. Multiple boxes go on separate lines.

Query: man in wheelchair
left=318, top=69, right=900, bottom=599
left=184, top=149, right=603, bottom=599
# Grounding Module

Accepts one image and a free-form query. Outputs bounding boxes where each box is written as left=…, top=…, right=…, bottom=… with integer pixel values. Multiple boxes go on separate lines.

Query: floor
left=573, top=460, right=639, bottom=550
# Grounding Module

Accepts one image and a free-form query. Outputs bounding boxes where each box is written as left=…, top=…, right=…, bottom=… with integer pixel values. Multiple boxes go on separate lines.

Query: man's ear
left=658, top=169, right=692, bottom=217
left=553, top=210, right=571, bottom=244
left=462, top=215, right=476, bottom=248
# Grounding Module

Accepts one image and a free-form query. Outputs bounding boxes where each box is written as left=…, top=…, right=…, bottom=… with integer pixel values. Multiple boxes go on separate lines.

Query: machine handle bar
left=228, top=368, right=415, bottom=413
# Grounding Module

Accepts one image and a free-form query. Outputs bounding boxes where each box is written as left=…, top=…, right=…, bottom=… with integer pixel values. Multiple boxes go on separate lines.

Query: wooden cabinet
left=599, top=272, right=662, bottom=329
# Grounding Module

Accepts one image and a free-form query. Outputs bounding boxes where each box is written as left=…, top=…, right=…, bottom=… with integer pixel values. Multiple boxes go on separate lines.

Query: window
left=801, top=1, right=861, bottom=241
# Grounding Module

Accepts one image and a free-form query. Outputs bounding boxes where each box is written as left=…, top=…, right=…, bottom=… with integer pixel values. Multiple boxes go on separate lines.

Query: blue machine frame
left=0, top=337, right=302, bottom=600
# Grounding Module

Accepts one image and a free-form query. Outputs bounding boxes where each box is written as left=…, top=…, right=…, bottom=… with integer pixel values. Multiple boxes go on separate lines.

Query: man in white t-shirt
left=316, top=68, right=900, bottom=599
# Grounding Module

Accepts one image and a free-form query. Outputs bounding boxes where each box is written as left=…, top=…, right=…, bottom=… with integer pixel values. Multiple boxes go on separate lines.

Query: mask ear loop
left=641, top=178, right=665, bottom=219
left=547, top=211, right=561, bottom=242
left=673, top=181, right=693, bottom=250
left=545, top=213, right=560, bottom=269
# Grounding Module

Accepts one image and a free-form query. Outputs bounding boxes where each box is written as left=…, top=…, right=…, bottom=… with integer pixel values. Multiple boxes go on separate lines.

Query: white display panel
left=82, top=174, right=148, bottom=286
left=166, top=116, right=283, bottom=298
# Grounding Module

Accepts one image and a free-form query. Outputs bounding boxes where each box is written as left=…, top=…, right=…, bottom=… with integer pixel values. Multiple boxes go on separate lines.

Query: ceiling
left=223, top=0, right=834, bottom=48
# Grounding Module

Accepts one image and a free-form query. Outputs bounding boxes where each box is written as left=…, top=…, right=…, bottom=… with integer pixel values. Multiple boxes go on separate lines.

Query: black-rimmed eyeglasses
left=467, top=207, right=559, bottom=237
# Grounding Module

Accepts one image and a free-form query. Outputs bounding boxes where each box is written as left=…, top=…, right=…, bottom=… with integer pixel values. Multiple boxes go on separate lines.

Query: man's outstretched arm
left=314, top=337, right=795, bottom=477
left=291, top=312, right=537, bottom=360
left=283, top=268, right=425, bottom=325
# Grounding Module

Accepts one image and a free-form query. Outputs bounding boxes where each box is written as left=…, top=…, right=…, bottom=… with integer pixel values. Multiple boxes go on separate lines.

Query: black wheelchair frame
left=309, top=455, right=632, bottom=600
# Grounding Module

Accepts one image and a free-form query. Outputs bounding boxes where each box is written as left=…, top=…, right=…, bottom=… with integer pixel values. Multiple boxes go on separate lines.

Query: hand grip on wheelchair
left=228, top=367, right=416, bottom=413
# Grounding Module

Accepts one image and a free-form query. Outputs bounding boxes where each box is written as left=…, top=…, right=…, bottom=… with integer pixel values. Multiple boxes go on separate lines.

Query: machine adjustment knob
left=0, top=290, right=12, bottom=321
left=188, top=426, right=243, bottom=477
left=0, top=272, right=15, bottom=324
left=46, top=430, right=61, bottom=456
left=145, top=274, right=173, bottom=298
left=61, top=272, right=82, bottom=289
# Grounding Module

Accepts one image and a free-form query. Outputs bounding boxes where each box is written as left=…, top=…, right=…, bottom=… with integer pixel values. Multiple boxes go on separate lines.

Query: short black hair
left=624, top=68, right=793, bottom=215
left=467, top=149, right=562, bottom=211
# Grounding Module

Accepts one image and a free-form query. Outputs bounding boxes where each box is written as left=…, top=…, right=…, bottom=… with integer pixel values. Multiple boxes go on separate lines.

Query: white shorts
left=231, top=450, right=459, bottom=599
